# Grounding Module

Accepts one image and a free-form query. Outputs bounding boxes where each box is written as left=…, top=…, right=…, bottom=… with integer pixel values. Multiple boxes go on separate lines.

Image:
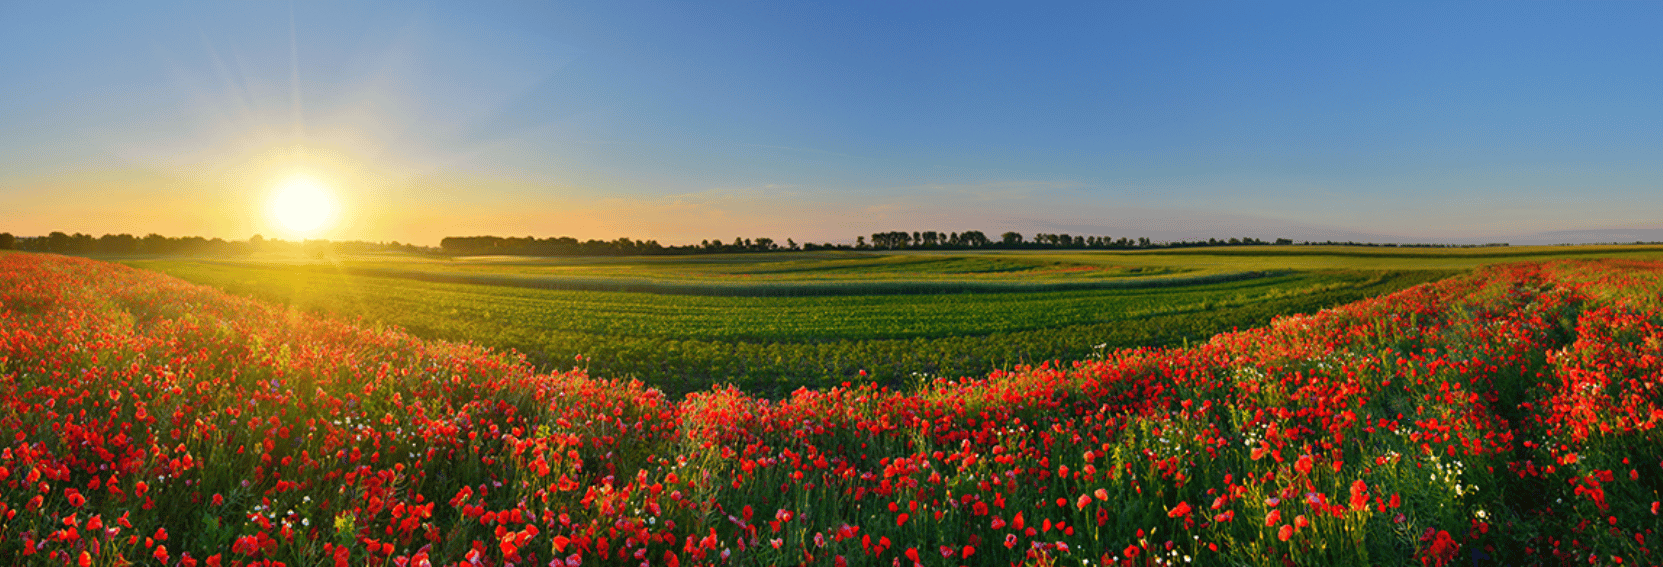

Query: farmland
left=123, top=249, right=1460, bottom=396
left=5, top=250, right=1663, bottom=566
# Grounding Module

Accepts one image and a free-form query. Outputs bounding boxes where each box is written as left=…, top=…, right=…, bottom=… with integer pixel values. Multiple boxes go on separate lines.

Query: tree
left=1001, top=232, right=1023, bottom=245
left=870, top=231, right=913, bottom=249
left=141, top=233, right=170, bottom=254
left=46, top=231, right=71, bottom=253
left=0, top=232, right=13, bottom=250
left=98, top=233, right=139, bottom=254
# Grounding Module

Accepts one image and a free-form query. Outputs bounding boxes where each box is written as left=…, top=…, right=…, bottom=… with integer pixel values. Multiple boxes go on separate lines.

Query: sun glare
left=269, top=176, right=338, bottom=237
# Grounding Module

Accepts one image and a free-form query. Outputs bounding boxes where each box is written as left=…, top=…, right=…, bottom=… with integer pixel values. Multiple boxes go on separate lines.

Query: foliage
left=6, top=231, right=428, bottom=257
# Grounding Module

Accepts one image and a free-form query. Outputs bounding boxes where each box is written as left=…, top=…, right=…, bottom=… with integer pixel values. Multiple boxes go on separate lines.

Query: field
left=121, top=249, right=1470, bottom=396
left=5, top=250, right=1663, bottom=566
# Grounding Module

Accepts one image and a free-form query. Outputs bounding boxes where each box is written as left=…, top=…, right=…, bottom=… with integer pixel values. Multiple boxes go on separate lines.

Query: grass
left=126, top=262, right=1355, bottom=341
left=119, top=248, right=1477, bottom=396
left=118, top=245, right=1660, bottom=396
left=1011, top=243, right=1663, bottom=271
left=126, top=243, right=1663, bottom=284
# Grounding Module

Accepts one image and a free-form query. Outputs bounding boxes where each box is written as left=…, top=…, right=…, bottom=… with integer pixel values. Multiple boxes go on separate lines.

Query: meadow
left=123, top=250, right=1458, bottom=396
left=4, top=250, right=1663, bottom=566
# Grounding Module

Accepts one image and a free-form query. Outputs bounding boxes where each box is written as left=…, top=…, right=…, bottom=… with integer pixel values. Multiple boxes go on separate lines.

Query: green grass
left=124, top=260, right=1376, bottom=341
left=139, top=243, right=1663, bottom=283
left=116, top=245, right=1663, bottom=397
left=266, top=261, right=1259, bottom=296
left=124, top=250, right=1463, bottom=396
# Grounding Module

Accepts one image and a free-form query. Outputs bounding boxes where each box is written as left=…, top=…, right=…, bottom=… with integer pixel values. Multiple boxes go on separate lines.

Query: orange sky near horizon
left=5, top=3, right=1663, bottom=247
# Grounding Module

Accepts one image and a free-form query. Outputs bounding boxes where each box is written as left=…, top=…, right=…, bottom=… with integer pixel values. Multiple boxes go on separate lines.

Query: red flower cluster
left=3, top=252, right=1662, bottom=565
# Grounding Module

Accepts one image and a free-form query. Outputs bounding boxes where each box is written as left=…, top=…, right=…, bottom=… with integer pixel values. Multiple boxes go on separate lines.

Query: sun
left=268, top=175, right=339, bottom=237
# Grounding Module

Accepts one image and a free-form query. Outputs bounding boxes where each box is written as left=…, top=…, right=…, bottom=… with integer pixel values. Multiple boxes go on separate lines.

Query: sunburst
left=268, top=175, right=338, bottom=237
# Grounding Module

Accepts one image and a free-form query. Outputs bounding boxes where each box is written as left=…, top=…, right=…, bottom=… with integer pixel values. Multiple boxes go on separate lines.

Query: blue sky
left=3, top=1, right=1661, bottom=245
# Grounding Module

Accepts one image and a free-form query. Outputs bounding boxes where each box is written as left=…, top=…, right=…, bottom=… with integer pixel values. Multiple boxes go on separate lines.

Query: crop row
left=126, top=260, right=1444, bottom=396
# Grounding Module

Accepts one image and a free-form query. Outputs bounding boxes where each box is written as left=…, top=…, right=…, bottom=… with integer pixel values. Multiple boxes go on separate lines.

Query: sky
left=3, top=1, right=1662, bottom=246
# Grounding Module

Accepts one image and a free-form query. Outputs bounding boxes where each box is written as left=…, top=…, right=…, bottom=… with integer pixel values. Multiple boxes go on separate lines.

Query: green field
left=123, top=245, right=1662, bottom=396
left=145, top=242, right=1663, bottom=282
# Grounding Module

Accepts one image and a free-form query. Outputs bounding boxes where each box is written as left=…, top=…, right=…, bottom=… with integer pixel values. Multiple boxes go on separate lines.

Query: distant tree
left=46, top=231, right=72, bottom=253
left=856, top=236, right=866, bottom=249
left=180, top=236, right=210, bottom=254
left=1001, top=231, right=1023, bottom=245
left=1275, top=237, right=1293, bottom=245
left=0, top=232, right=13, bottom=250
left=870, top=231, right=910, bottom=249
left=66, top=233, right=92, bottom=252
left=98, top=233, right=139, bottom=254
left=141, top=233, right=169, bottom=254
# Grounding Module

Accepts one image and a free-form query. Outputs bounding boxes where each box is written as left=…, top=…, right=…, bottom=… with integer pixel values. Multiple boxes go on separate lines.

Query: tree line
left=440, top=231, right=1294, bottom=255
left=1, top=229, right=1549, bottom=258
left=0, top=231, right=427, bottom=256
left=860, top=230, right=1288, bottom=250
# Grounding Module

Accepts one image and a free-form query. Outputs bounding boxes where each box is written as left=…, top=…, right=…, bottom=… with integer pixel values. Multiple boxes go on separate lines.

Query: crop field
left=129, top=244, right=1663, bottom=285
left=5, top=251, right=1663, bottom=566
left=125, top=251, right=1454, bottom=396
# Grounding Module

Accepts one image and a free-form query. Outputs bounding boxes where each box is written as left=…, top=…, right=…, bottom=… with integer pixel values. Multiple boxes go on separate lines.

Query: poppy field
left=3, top=250, right=1662, bottom=566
